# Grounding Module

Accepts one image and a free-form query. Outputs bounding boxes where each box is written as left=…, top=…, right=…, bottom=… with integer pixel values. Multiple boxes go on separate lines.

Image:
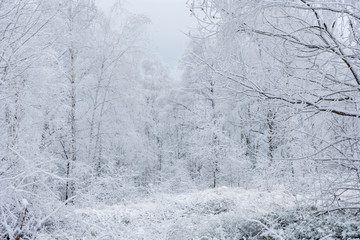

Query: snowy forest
left=1, top=0, right=360, bottom=239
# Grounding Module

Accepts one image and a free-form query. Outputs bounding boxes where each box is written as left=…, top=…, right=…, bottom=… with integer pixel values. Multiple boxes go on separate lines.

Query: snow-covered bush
left=196, top=208, right=360, bottom=240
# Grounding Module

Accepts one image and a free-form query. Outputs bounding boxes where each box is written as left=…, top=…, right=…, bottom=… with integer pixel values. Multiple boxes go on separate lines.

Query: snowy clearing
left=39, top=187, right=295, bottom=240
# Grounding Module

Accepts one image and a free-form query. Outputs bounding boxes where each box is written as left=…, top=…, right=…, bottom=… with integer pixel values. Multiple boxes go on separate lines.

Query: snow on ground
left=39, top=187, right=296, bottom=240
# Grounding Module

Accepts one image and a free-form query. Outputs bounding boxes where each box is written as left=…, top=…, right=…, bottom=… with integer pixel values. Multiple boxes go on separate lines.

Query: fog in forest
left=1, top=0, right=360, bottom=239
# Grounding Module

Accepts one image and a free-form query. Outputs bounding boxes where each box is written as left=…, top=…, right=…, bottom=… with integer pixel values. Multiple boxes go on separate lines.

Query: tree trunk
left=68, top=3, right=77, bottom=200
left=88, top=60, right=105, bottom=164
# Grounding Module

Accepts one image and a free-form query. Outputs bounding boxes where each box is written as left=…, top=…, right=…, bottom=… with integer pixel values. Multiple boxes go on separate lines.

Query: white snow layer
left=39, top=187, right=295, bottom=240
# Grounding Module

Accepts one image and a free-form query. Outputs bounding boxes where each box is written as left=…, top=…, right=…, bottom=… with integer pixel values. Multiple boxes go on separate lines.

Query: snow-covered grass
left=38, top=187, right=296, bottom=240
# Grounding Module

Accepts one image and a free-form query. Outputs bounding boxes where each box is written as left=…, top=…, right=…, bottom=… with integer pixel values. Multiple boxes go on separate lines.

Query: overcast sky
left=97, top=0, right=196, bottom=73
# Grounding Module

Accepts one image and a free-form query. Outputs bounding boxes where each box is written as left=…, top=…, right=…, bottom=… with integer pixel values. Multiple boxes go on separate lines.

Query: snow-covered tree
left=187, top=0, right=360, bottom=207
